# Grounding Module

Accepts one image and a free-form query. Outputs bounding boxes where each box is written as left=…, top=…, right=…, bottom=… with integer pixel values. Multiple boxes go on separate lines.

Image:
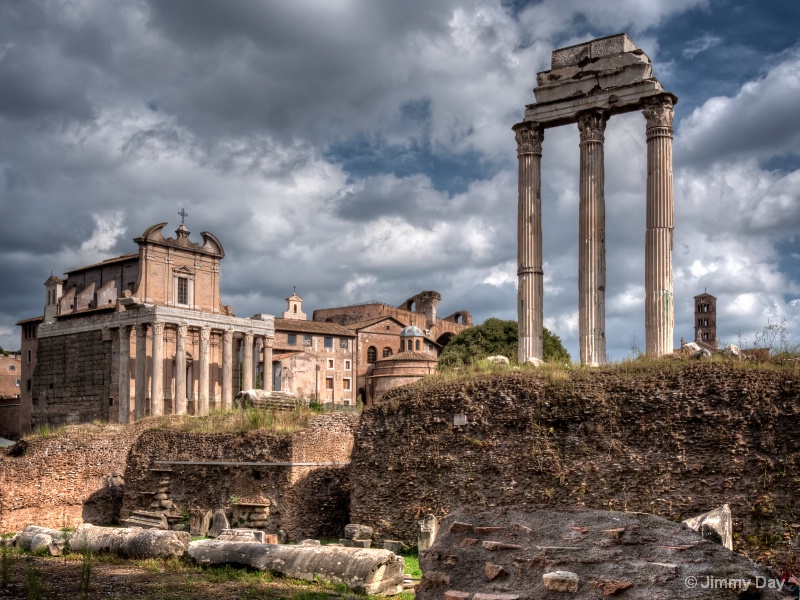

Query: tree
left=438, top=318, right=571, bottom=368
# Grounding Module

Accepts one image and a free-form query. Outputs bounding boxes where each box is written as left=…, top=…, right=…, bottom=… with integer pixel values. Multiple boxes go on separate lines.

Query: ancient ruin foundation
left=515, top=34, right=676, bottom=364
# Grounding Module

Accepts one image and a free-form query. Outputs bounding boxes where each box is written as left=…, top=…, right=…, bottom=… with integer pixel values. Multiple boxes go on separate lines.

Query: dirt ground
left=0, top=553, right=396, bottom=600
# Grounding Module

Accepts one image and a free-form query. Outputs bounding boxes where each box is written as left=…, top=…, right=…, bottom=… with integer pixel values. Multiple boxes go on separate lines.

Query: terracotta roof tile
left=274, top=318, right=355, bottom=336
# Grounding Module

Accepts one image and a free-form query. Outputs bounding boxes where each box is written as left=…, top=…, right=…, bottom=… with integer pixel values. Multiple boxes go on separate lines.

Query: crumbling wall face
left=121, top=413, right=357, bottom=540
left=282, top=413, right=357, bottom=539
left=31, top=331, right=112, bottom=429
left=350, top=363, right=800, bottom=568
left=0, top=425, right=142, bottom=533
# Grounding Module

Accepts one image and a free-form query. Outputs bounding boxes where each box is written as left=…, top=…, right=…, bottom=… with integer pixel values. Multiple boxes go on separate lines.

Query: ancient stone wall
left=31, top=331, right=112, bottom=429
left=0, top=424, right=144, bottom=533
left=121, top=413, right=357, bottom=540
left=350, top=362, right=800, bottom=568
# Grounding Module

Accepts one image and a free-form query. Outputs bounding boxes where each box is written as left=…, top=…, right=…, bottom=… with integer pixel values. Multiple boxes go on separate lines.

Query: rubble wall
left=0, top=424, right=142, bottom=533
left=350, top=361, right=800, bottom=568
left=121, top=413, right=357, bottom=540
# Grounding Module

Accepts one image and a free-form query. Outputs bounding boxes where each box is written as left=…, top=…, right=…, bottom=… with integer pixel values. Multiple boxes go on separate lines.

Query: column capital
left=642, top=94, right=675, bottom=129
left=152, top=322, right=165, bottom=335
left=513, top=121, right=544, bottom=156
left=200, top=326, right=210, bottom=341
left=176, top=323, right=188, bottom=335
left=244, top=330, right=254, bottom=342
left=223, top=328, right=234, bottom=342
left=577, top=110, right=608, bottom=143
left=263, top=337, right=274, bottom=349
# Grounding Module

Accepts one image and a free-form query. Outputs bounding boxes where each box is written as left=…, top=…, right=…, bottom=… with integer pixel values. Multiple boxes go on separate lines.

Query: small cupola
left=282, top=291, right=307, bottom=320
left=400, top=325, right=425, bottom=353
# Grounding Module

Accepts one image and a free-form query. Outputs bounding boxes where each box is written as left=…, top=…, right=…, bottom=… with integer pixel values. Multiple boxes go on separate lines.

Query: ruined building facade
left=694, top=291, right=718, bottom=348
left=12, top=222, right=274, bottom=437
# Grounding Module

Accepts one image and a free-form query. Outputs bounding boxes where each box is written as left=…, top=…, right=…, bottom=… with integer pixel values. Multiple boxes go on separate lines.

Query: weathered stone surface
left=344, top=523, right=373, bottom=540
left=68, top=523, right=189, bottom=559
left=216, top=529, right=265, bottom=543
left=187, top=541, right=405, bottom=595
left=30, top=532, right=53, bottom=553
left=543, top=570, right=579, bottom=592
left=47, top=538, right=66, bottom=557
left=208, top=509, right=229, bottom=538
left=683, top=504, right=733, bottom=550
left=486, top=355, right=509, bottom=366
left=415, top=505, right=786, bottom=600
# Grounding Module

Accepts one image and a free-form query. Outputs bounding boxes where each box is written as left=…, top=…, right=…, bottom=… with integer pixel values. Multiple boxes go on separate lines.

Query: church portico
left=17, top=219, right=275, bottom=433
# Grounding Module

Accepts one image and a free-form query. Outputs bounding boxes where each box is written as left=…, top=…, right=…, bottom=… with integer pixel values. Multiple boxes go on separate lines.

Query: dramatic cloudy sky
left=2, top=0, right=799, bottom=361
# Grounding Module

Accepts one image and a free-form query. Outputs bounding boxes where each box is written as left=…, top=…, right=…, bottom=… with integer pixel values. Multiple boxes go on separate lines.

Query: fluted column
left=134, top=324, right=147, bottom=421
left=175, top=323, right=187, bottom=415
left=198, top=326, right=210, bottom=416
left=643, top=94, right=676, bottom=356
left=262, top=337, right=273, bottom=392
left=578, top=110, right=608, bottom=366
left=222, top=329, right=233, bottom=409
left=150, top=322, right=164, bottom=416
left=242, top=331, right=254, bottom=391
left=513, top=121, right=545, bottom=365
left=118, top=325, right=131, bottom=425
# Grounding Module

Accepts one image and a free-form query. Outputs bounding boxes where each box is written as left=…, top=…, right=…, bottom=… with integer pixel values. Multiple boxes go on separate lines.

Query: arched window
left=415, top=339, right=421, bottom=351
left=382, top=347, right=392, bottom=358
left=367, top=346, right=377, bottom=363
left=407, top=340, right=413, bottom=351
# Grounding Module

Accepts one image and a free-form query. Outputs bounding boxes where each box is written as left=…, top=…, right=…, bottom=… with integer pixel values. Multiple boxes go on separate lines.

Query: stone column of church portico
left=222, top=329, right=233, bottom=408
left=150, top=322, right=164, bottom=416
left=175, top=323, right=188, bottom=415
left=243, top=331, right=254, bottom=391
left=577, top=110, right=608, bottom=366
left=198, top=326, right=210, bottom=416
left=262, top=337, right=273, bottom=392
left=513, top=121, right=545, bottom=364
left=118, top=325, right=131, bottom=424
left=643, top=94, right=676, bottom=356
left=134, top=324, right=147, bottom=421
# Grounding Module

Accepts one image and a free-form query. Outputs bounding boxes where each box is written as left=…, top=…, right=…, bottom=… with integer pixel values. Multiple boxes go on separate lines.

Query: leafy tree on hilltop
left=438, top=318, right=570, bottom=368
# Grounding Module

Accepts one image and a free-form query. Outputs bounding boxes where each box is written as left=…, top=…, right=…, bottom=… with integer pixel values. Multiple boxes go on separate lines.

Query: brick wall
left=350, top=362, right=800, bottom=568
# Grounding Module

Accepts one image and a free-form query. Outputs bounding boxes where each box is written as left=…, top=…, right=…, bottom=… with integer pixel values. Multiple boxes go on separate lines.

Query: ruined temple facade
left=13, top=222, right=274, bottom=436
left=515, top=34, right=676, bottom=365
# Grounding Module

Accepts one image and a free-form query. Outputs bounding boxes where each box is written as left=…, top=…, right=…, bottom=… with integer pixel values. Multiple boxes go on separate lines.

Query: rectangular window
left=303, top=335, right=312, bottom=346
left=26, top=379, right=31, bottom=391
left=343, top=378, right=351, bottom=391
left=14, top=379, right=20, bottom=387
left=340, top=339, right=349, bottom=349
left=324, top=337, right=333, bottom=348
left=177, top=277, right=188, bottom=305
left=327, top=358, right=334, bottom=370
left=344, top=359, right=351, bottom=370
left=325, top=377, right=334, bottom=390
left=287, top=334, right=297, bottom=346
left=27, top=350, right=31, bottom=364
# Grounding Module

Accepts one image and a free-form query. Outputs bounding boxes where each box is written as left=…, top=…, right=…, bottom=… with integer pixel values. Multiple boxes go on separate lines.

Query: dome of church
left=400, top=325, right=424, bottom=338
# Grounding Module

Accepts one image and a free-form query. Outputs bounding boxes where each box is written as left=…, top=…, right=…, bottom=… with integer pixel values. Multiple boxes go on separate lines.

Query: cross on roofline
left=178, top=208, right=188, bottom=225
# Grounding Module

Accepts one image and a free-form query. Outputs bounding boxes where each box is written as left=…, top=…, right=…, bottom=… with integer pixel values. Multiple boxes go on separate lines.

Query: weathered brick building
left=11, top=221, right=274, bottom=437
left=272, top=293, right=357, bottom=405
left=313, top=290, right=472, bottom=401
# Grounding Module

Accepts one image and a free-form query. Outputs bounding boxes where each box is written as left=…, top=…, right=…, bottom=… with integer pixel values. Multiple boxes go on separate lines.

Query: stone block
left=444, top=592, right=471, bottom=600
left=473, top=595, right=520, bottom=600
left=208, top=509, right=229, bottom=538
left=125, top=510, right=169, bottom=530
left=344, top=523, right=373, bottom=540
left=481, top=541, right=521, bottom=551
left=189, top=509, right=212, bottom=537
left=449, top=522, right=474, bottom=533
left=216, top=529, right=265, bottom=543
left=383, top=540, right=407, bottom=553
left=484, top=562, right=506, bottom=581
left=417, top=514, right=439, bottom=551
left=340, top=538, right=372, bottom=548
left=682, top=504, right=733, bottom=550
left=459, top=538, right=479, bottom=547
left=543, top=570, right=579, bottom=592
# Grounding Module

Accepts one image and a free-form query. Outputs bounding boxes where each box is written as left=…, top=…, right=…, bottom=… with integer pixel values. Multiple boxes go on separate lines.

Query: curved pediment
left=134, top=223, right=224, bottom=258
